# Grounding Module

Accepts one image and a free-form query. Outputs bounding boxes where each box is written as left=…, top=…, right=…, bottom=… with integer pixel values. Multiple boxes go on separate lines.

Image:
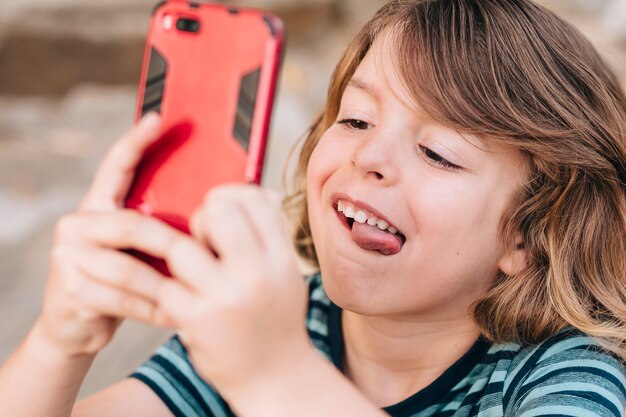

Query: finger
left=56, top=210, right=184, bottom=260
left=68, top=266, right=169, bottom=327
left=200, top=185, right=291, bottom=255
left=166, top=234, right=221, bottom=290
left=189, top=209, right=215, bottom=250
left=69, top=245, right=167, bottom=303
left=156, top=279, right=197, bottom=326
left=83, top=284, right=168, bottom=327
left=195, top=194, right=264, bottom=264
left=80, top=113, right=162, bottom=211
left=236, top=188, right=293, bottom=249
left=56, top=210, right=219, bottom=290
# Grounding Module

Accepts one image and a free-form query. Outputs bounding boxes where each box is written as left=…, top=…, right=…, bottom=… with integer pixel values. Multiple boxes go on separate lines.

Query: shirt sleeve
left=129, top=335, right=236, bottom=417
left=504, top=333, right=626, bottom=417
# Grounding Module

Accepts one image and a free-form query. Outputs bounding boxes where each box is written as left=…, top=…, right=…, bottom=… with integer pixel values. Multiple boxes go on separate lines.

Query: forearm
left=227, top=349, right=388, bottom=417
left=0, top=320, right=96, bottom=417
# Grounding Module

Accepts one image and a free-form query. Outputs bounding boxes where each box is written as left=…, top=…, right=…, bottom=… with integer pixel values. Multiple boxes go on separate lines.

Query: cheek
left=404, top=180, right=503, bottom=277
left=306, top=134, right=348, bottom=199
left=404, top=179, right=480, bottom=233
left=306, top=148, right=323, bottom=238
left=305, top=148, right=325, bottom=233
left=306, top=145, right=324, bottom=193
left=306, top=138, right=337, bottom=238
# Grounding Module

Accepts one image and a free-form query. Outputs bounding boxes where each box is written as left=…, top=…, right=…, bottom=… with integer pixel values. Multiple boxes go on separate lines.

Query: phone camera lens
left=176, top=18, right=200, bottom=33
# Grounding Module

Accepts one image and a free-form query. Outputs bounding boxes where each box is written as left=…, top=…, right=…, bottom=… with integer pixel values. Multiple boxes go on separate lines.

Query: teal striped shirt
left=131, top=273, right=626, bottom=416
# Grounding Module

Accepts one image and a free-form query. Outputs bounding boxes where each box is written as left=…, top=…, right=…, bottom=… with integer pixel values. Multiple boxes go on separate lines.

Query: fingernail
left=140, top=112, right=160, bottom=129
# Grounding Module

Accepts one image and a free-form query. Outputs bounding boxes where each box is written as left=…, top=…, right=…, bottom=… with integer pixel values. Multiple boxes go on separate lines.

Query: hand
left=156, top=185, right=312, bottom=399
left=37, top=113, right=182, bottom=357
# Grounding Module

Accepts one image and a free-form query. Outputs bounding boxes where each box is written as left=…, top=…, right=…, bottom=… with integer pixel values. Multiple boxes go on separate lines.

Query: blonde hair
left=284, top=0, right=626, bottom=360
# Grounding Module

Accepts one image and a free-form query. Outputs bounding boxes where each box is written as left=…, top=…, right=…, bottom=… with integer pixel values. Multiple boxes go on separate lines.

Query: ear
left=498, top=235, right=527, bottom=276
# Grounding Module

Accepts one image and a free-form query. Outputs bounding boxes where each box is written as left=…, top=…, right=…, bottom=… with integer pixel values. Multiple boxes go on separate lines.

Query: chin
left=318, top=264, right=388, bottom=315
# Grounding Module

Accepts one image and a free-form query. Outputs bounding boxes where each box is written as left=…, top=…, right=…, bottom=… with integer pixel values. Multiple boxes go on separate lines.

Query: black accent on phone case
left=141, top=47, right=168, bottom=116
left=233, top=67, right=261, bottom=151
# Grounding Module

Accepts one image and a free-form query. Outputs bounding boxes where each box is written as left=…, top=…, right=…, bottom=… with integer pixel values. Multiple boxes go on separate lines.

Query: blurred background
left=0, top=0, right=624, bottom=399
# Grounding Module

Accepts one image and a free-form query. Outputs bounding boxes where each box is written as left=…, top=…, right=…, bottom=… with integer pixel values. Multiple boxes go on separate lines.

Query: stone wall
left=0, top=0, right=624, bottom=399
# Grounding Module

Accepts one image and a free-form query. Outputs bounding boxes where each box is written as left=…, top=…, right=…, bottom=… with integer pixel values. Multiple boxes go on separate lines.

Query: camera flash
left=163, top=14, right=174, bottom=30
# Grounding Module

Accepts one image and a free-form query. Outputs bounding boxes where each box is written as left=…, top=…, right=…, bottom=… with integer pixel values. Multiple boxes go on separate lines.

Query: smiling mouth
left=333, top=198, right=406, bottom=255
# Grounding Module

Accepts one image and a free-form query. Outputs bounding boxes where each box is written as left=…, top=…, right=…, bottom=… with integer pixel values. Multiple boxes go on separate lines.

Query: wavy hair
left=283, top=0, right=626, bottom=360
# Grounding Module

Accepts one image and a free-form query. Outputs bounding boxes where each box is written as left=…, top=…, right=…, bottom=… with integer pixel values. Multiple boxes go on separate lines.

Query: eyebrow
left=346, top=78, right=381, bottom=102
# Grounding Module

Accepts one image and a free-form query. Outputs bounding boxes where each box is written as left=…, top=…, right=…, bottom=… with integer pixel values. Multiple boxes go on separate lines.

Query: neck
left=341, top=310, right=481, bottom=408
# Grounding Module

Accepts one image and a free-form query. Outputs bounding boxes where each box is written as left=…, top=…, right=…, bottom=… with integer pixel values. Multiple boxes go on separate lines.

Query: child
left=1, top=0, right=624, bottom=416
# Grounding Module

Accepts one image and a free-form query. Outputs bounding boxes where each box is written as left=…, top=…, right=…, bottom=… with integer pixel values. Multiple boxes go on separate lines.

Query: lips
left=332, top=196, right=406, bottom=255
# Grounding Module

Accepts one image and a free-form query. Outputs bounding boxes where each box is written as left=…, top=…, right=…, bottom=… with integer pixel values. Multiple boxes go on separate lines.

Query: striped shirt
left=131, top=273, right=626, bottom=416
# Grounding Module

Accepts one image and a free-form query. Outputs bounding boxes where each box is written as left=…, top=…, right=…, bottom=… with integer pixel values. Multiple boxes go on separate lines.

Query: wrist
left=0, top=319, right=97, bottom=417
left=30, top=318, right=97, bottom=365
left=219, top=343, right=385, bottom=417
left=222, top=345, right=331, bottom=415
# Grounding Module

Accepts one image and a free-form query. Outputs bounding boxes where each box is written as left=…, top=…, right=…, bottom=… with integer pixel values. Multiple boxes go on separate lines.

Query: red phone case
left=125, top=0, right=284, bottom=275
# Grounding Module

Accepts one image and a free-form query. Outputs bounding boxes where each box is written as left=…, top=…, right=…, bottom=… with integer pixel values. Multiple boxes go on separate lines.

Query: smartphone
left=124, top=0, right=284, bottom=275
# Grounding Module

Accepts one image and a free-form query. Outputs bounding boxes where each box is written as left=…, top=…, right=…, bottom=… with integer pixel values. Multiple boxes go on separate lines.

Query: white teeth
left=336, top=199, right=400, bottom=235
left=354, top=210, right=367, bottom=224
left=376, top=219, right=389, bottom=230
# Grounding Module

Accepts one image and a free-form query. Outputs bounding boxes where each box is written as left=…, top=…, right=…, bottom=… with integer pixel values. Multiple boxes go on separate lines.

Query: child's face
left=306, top=35, right=527, bottom=320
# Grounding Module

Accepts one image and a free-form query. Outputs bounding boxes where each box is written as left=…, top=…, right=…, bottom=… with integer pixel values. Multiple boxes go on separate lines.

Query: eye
left=418, top=145, right=462, bottom=171
left=337, top=118, right=372, bottom=131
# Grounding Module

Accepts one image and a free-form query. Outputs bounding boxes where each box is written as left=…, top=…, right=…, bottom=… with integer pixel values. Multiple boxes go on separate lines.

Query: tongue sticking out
left=351, top=221, right=403, bottom=255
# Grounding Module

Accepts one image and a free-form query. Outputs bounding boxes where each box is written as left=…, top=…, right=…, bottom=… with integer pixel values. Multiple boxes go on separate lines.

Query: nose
left=350, top=132, right=399, bottom=184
